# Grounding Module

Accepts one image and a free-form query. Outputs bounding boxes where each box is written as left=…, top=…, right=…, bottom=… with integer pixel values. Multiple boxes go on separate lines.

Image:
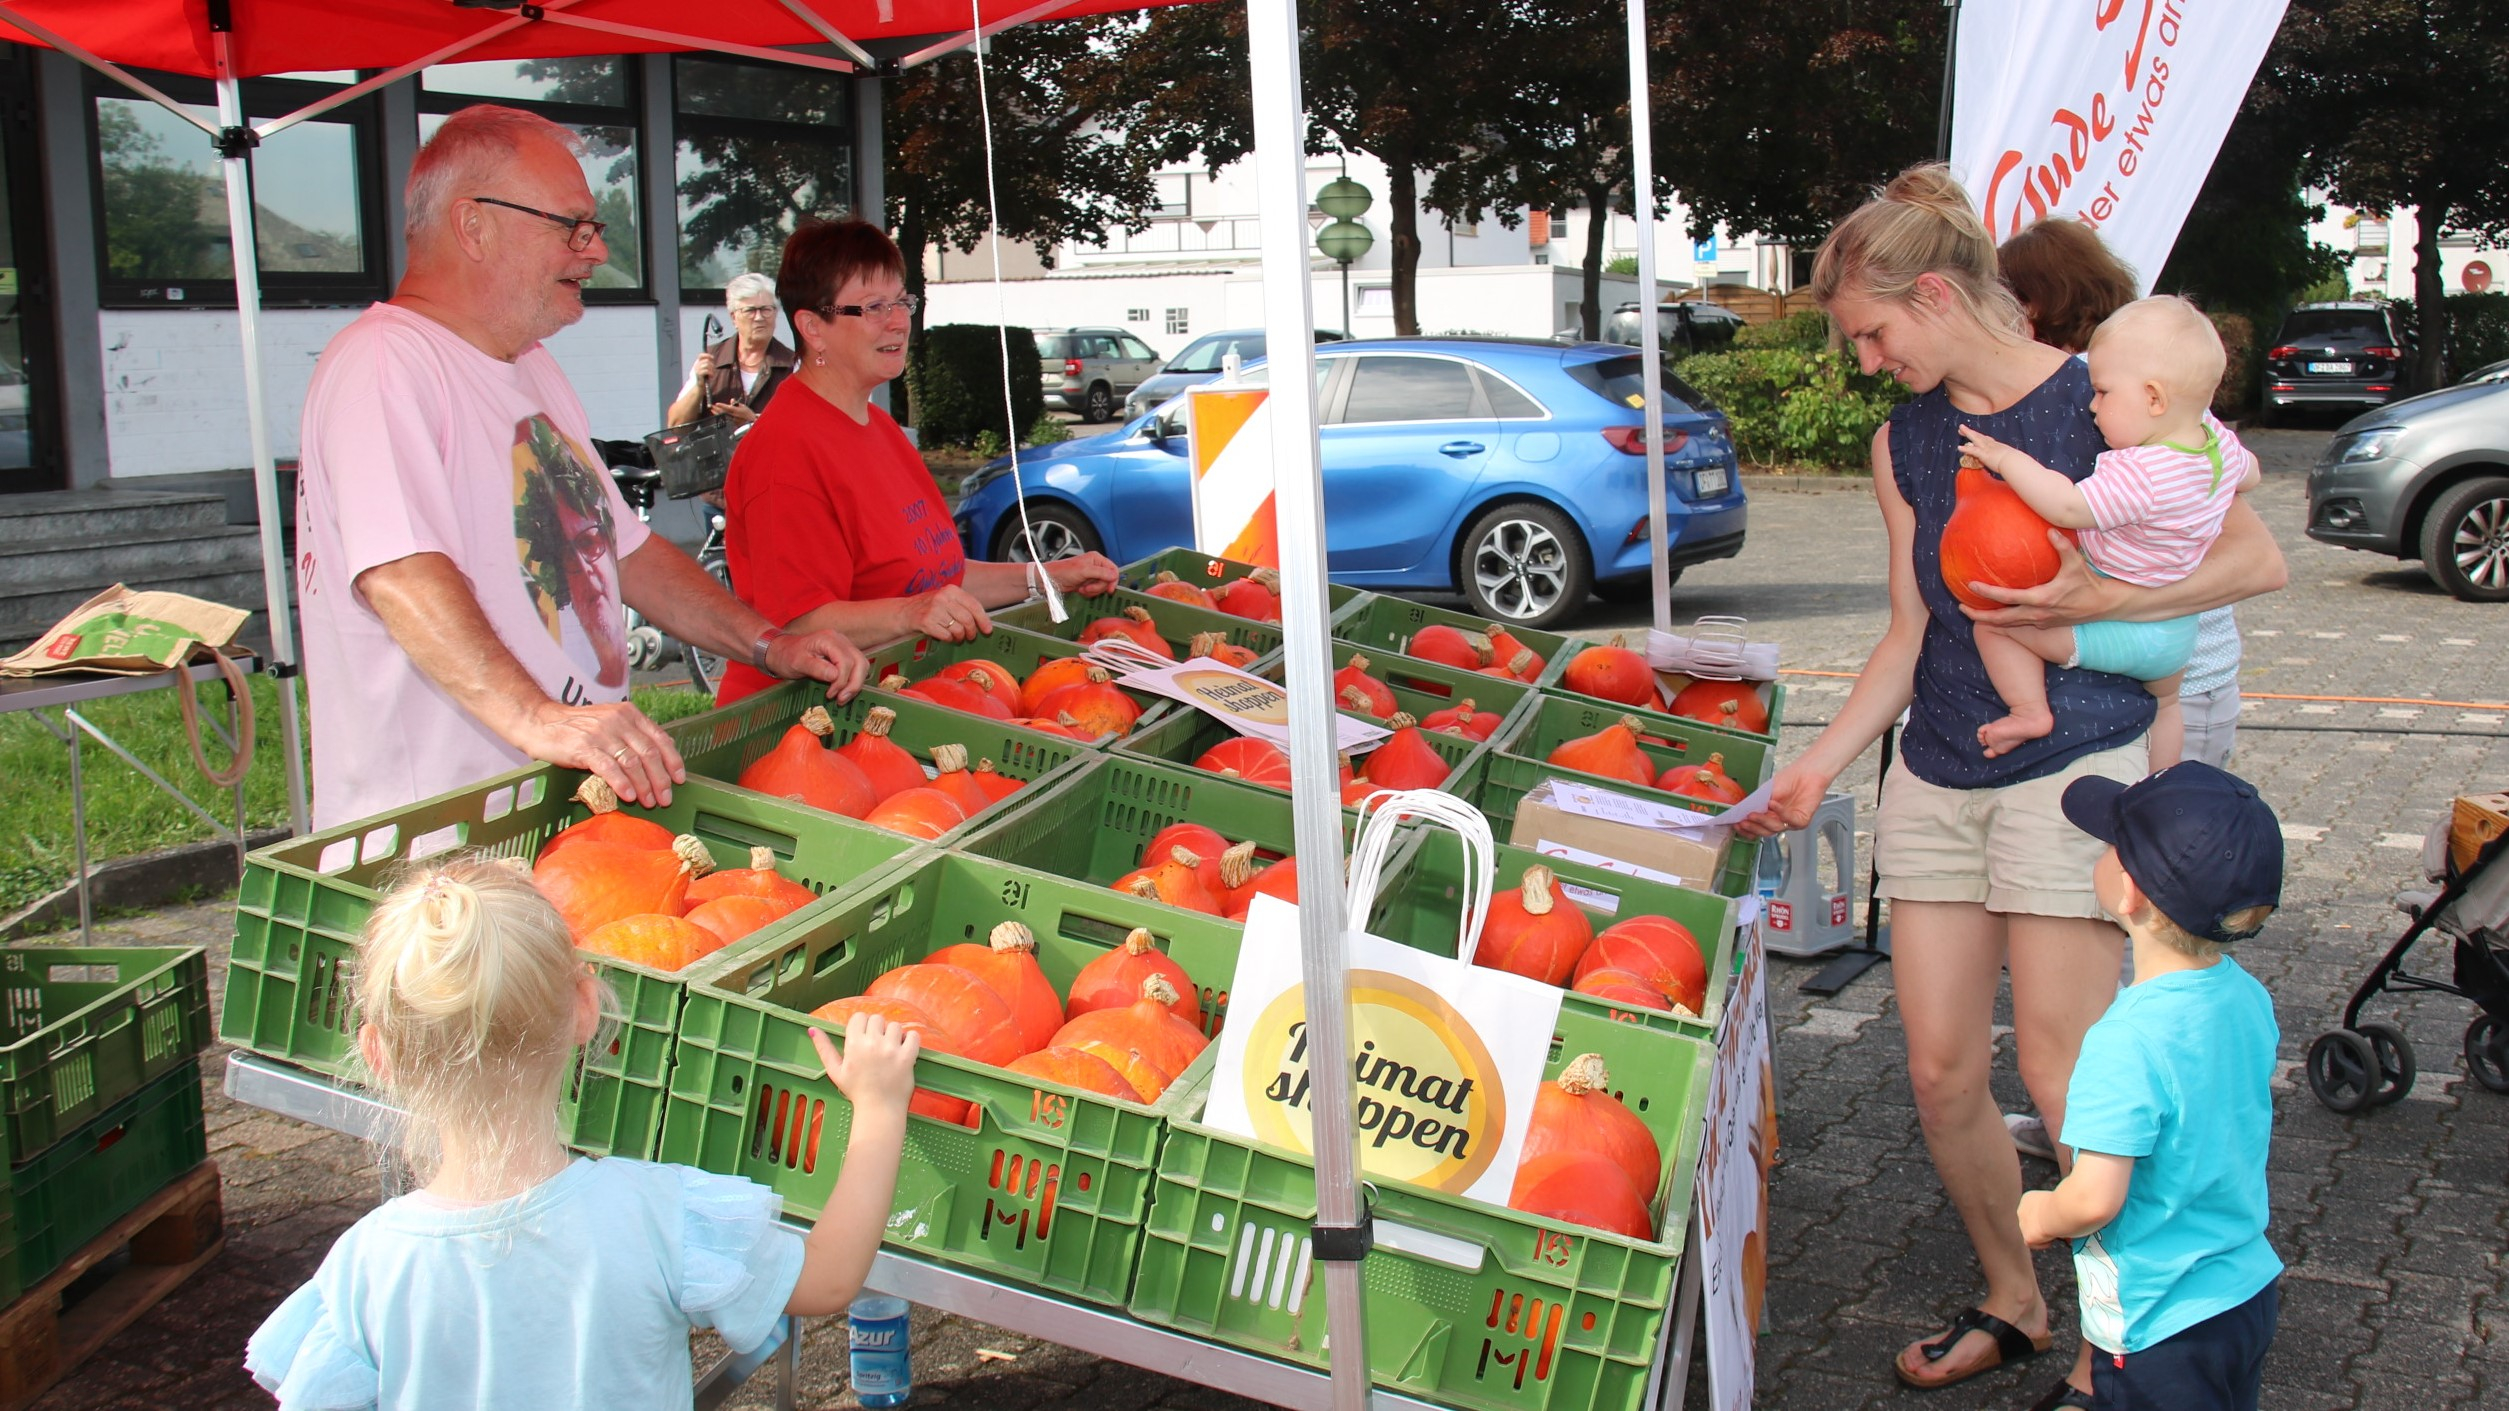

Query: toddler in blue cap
left=2018, top=761, right=2285, bottom=1410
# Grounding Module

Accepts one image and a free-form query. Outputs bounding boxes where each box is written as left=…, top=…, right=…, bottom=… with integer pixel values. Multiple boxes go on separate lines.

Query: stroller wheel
left=2356, top=1021, right=2417, bottom=1105
left=2307, top=1029, right=2381, bottom=1113
left=2466, top=1016, right=2509, bottom=1094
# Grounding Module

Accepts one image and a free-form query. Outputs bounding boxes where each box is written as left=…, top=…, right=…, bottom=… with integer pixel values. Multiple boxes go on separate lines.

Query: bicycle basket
left=645, top=415, right=738, bottom=499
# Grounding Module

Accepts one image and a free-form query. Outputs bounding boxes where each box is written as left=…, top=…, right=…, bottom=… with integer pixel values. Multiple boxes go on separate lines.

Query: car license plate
left=2306, top=361, right=2352, bottom=375
left=1695, top=466, right=1729, bottom=497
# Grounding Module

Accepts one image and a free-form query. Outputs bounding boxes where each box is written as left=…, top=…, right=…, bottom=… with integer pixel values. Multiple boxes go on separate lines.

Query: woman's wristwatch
left=750, top=625, right=787, bottom=675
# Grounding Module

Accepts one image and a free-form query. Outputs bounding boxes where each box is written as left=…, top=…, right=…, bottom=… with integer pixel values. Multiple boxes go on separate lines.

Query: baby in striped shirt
left=1959, top=295, right=2261, bottom=769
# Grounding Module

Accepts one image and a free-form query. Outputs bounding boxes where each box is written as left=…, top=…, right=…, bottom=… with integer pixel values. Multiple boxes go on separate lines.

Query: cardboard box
left=2452, top=791, right=2509, bottom=875
left=1506, top=777, right=1731, bottom=894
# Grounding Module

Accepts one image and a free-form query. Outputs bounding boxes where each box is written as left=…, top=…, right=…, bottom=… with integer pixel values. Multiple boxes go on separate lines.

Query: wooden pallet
left=0, top=1161, right=224, bottom=1411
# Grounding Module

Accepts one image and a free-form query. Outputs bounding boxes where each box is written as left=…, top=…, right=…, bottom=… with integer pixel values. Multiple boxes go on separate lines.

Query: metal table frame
left=2, top=653, right=258, bottom=940
left=224, top=1052, right=1707, bottom=1411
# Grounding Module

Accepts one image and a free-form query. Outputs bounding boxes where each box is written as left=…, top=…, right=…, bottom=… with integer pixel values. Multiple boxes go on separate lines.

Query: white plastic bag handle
left=1078, top=636, right=1177, bottom=677
left=1344, top=789, right=1496, bottom=965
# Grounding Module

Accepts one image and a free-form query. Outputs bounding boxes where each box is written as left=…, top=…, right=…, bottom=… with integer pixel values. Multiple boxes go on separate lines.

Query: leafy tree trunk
left=1387, top=160, right=1423, bottom=336
left=2411, top=187, right=2449, bottom=389
left=897, top=195, right=929, bottom=427
left=1580, top=181, right=1611, bottom=339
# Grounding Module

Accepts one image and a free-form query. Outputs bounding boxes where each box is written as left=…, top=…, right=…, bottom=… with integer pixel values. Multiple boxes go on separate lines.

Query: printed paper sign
left=1546, top=776, right=1774, bottom=833
left=1533, top=840, right=1689, bottom=894
left=1203, top=893, right=1563, bottom=1204
left=1118, top=657, right=1391, bottom=754
left=1700, top=922, right=1775, bottom=1411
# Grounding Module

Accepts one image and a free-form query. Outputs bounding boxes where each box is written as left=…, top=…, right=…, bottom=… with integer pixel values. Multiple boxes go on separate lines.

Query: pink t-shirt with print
left=295, top=303, right=649, bottom=831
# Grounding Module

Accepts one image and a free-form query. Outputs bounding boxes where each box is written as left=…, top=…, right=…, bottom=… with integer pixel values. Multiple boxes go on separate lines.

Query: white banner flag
left=1949, top=0, right=2287, bottom=295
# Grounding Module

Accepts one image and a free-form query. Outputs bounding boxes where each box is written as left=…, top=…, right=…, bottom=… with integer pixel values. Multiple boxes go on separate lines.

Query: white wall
left=2307, top=195, right=2507, bottom=303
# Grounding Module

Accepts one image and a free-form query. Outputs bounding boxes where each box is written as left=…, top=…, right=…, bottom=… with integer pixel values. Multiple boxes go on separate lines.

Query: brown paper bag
left=2, top=584, right=249, bottom=677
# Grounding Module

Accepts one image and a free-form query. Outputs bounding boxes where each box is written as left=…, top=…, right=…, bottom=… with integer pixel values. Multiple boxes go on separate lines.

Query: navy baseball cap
left=2061, top=762, right=2283, bottom=943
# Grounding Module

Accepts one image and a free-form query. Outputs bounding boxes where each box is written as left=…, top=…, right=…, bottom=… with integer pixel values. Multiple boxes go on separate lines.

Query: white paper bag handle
left=1080, top=636, right=1179, bottom=676
left=1344, top=789, right=1497, bottom=965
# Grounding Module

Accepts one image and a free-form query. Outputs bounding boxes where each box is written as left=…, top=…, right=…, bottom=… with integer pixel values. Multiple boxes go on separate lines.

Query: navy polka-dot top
left=1892, top=357, right=2155, bottom=789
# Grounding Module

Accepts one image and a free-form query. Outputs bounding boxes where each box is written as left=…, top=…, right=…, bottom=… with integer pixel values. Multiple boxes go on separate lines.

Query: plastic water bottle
left=848, top=1293, right=912, bottom=1407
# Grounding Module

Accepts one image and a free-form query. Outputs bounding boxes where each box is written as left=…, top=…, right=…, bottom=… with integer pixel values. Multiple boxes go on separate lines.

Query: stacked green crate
left=1118, top=549, right=1365, bottom=615
left=660, top=849, right=1251, bottom=1306
left=958, top=754, right=1319, bottom=912
left=993, top=587, right=1284, bottom=666
left=1546, top=666, right=1789, bottom=753
left=1329, top=594, right=1575, bottom=688
left=862, top=624, right=1177, bottom=739
left=4, top=1059, right=207, bottom=1297
left=221, top=766, right=921, bottom=1159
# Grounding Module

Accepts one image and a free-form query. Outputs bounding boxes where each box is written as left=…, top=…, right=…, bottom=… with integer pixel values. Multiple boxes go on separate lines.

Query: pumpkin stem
left=1616, top=714, right=1647, bottom=738
left=862, top=704, right=899, bottom=739
left=929, top=742, right=970, bottom=775
left=1558, top=1052, right=1611, bottom=1095
left=1339, top=685, right=1374, bottom=711
left=573, top=775, right=622, bottom=814
left=1387, top=711, right=1418, bottom=730
left=1126, top=877, right=1162, bottom=901
left=1455, top=697, right=1478, bottom=715
left=1249, top=567, right=1281, bottom=592
left=1121, top=926, right=1158, bottom=955
left=1154, top=569, right=1183, bottom=586
left=1505, top=648, right=1536, bottom=676
left=800, top=705, right=836, bottom=739
left=1189, top=630, right=1226, bottom=658
left=1217, top=767, right=1243, bottom=779
left=671, top=834, right=715, bottom=878
left=1348, top=653, right=1372, bottom=673
left=877, top=673, right=910, bottom=693
left=1124, top=605, right=1157, bottom=627
left=1057, top=710, right=1085, bottom=729
left=976, top=758, right=1002, bottom=774
left=747, top=845, right=776, bottom=872
left=1085, top=665, right=1112, bottom=684
left=1521, top=864, right=1558, bottom=916
left=1219, top=840, right=1263, bottom=889
left=1141, top=974, right=1182, bottom=1008
left=1671, top=1001, right=1700, bottom=1020
left=990, top=919, right=1038, bottom=955
left=964, top=665, right=1001, bottom=692
left=1706, top=751, right=1727, bottom=770
left=1166, top=846, right=1205, bottom=869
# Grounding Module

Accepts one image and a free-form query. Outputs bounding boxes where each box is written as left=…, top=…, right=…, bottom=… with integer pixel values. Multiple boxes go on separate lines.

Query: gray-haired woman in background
left=667, top=271, right=795, bottom=426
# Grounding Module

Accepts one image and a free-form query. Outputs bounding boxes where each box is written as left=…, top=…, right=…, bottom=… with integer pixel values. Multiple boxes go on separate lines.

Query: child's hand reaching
left=811, top=1012, right=921, bottom=1122
left=1956, top=425, right=2026, bottom=478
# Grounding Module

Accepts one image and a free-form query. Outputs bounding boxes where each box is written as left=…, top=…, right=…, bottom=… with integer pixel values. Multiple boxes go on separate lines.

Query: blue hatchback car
left=953, top=337, right=1747, bottom=629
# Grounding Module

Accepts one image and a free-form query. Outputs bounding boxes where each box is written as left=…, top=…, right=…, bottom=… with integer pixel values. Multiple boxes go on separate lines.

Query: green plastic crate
left=221, top=766, right=922, bottom=1159
left=958, top=754, right=1333, bottom=907
left=667, top=678, right=1090, bottom=843
left=994, top=587, right=1285, bottom=665
left=1545, top=669, right=1789, bottom=751
left=662, top=851, right=1250, bottom=1306
left=1369, top=829, right=1737, bottom=1041
left=1330, top=595, right=1575, bottom=688
left=1118, top=705, right=1491, bottom=802
left=1119, top=548, right=1365, bottom=614
left=1130, top=1009, right=1714, bottom=1411
left=1, top=946, right=207, bottom=1161
left=1233, top=640, right=1540, bottom=737
left=5, top=1059, right=206, bottom=1295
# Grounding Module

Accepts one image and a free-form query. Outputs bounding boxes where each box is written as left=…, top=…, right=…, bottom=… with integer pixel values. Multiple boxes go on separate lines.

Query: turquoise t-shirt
left=2061, top=957, right=2282, bottom=1353
left=246, top=1157, right=806, bottom=1409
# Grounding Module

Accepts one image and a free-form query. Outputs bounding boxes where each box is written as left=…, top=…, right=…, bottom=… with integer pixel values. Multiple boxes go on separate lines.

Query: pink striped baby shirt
left=2075, top=416, right=2251, bottom=587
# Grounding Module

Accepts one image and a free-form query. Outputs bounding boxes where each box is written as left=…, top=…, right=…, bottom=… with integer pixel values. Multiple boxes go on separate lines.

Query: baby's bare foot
left=1977, top=710, right=2054, bottom=758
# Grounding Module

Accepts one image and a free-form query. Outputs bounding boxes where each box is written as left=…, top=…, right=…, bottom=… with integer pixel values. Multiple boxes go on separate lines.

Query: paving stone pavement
left=18, top=426, right=2507, bottom=1409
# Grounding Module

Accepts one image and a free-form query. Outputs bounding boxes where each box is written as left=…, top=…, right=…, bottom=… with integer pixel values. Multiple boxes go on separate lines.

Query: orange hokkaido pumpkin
left=580, top=912, right=726, bottom=971
left=1473, top=865, right=1594, bottom=986
left=1187, top=630, right=1261, bottom=669
left=900, top=672, right=1014, bottom=721
left=866, top=963, right=1023, bottom=1066
left=1487, top=628, right=1546, bottom=681
left=1006, top=1045, right=1142, bottom=1102
left=1481, top=649, right=1540, bottom=681
left=925, top=920, right=1066, bottom=1055
left=1050, top=975, right=1209, bottom=1082
left=1145, top=571, right=1218, bottom=610
left=1578, top=915, right=1708, bottom=1015
left=1193, top=736, right=1294, bottom=789
left=1334, top=654, right=1398, bottom=719
left=810, top=995, right=973, bottom=1127
left=1068, top=1038, right=1177, bottom=1102
left=969, top=760, right=1025, bottom=805
left=1521, top=1053, right=1661, bottom=1201
left=1420, top=698, right=1501, bottom=742
left=1657, top=752, right=1747, bottom=806
left=1144, top=822, right=1232, bottom=893
left=1112, top=851, right=1225, bottom=916
left=864, top=787, right=967, bottom=840
left=683, top=894, right=794, bottom=949
left=535, top=834, right=710, bottom=941
left=1667, top=679, right=1771, bottom=735
left=1210, top=569, right=1282, bottom=622
left=1546, top=715, right=1657, bottom=788
left=1405, top=623, right=1493, bottom=671
left=736, top=706, right=877, bottom=817
left=926, top=743, right=995, bottom=816
left=1360, top=717, right=1452, bottom=791
left=1078, top=605, right=1177, bottom=660
left=1509, top=1149, right=1653, bottom=1238
left=834, top=705, right=929, bottom=803
left=1032, top=667, right=1141, bottom=739
left=1018, top=656, right=1100, bottom=716
left=1562, top=641, right=1656, bottom=705
left=934, top=659, right=1024, bottom=715
left=538, top=777, right=674, bottom=860
left=1221, top=849, right=1299, bottom=920
left=684, top=844, right=819, bottom=912
left=1066, top=927, right=1200, bottom=1024
left=1941, top=461, right=2074, bottom=611
left=1573, top=966, right=1674, bottom=1012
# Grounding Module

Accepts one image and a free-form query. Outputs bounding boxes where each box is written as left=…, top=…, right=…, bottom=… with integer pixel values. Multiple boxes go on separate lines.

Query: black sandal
left=1892, top=1306, right=2052, bottom=1390
left=2024, top=1375, right=2095, bottom=1410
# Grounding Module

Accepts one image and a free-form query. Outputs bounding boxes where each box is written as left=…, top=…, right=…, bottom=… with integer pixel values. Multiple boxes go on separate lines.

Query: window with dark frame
left=419, top=58, right=647, bottom=298
left=89, top=70, right=388, bottom=308
left=673, top=56, right=852, bottom=295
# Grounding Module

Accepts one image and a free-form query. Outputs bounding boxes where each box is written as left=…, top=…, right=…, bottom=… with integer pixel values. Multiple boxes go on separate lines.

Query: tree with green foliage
left=2278, top=0, right=2509, bottom=388
left=95, top=103, right=224, bottom=282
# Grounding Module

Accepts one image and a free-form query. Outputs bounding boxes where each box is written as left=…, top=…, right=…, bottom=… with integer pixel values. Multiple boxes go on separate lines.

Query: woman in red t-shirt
left=716, top=220, right=1119, bottom=703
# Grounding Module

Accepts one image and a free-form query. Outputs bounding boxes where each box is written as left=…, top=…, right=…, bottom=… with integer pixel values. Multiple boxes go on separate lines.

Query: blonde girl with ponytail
left=1732, top=166, right=2283, bottom=1407
left=246, top=856, right=920, bottom=1408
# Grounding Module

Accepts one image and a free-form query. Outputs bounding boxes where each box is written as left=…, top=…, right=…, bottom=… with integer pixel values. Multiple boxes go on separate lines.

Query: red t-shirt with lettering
left=717, top=380, right=964, bottom=703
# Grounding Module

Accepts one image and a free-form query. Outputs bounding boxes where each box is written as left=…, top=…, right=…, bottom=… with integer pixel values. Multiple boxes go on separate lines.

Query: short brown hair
left=774, top=218, right=906, bottom=343
left=1999, top=219, right=2137, bottom=353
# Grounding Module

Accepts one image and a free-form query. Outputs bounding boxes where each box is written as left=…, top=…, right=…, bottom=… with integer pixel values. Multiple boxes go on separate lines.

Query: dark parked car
left=1598, top=300, right=1747, bottom=356
left=1123, top=327, right=1349, bottom=421
left=2264, top=302, right=2414, bottom=422
left=2306, top=379, right=2509, bottom=601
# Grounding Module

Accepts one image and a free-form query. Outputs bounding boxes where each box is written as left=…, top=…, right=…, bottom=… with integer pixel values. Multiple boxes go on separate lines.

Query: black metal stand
left=1800, top=722, right=1894, bottom=997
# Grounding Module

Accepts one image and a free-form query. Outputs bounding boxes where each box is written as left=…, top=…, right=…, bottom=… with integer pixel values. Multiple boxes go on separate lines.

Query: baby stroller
left=2307, top=801, right=2509, bottom=1112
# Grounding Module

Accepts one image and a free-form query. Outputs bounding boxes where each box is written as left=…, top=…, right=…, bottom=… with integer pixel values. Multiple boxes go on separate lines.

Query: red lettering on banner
left=2118, top=0, right=2155, bottom=89
left=2093, top=0, right=2124, bottom=27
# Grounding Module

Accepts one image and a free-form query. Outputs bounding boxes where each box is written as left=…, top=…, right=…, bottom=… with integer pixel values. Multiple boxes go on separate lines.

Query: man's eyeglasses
left=470, top=196, right=606, bottom=252
left=817, top=295, right=921, bottom=320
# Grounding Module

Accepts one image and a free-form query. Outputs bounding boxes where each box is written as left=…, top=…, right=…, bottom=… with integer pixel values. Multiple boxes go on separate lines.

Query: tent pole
left=213, top=47, right=311, bottom=835
left=1627, top=0, right=1670, bottom=635
left=1245, top=1, right=1369, bottom=1406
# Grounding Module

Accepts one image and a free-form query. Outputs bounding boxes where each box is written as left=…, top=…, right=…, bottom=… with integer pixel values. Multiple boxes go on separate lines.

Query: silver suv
left=1038, top=327, right=1163, bottom=422
left=2306, top=379, right=2509, bottom=601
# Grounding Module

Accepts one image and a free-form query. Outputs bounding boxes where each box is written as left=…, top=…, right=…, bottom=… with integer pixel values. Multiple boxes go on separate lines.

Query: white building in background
left=2308, top=193, right=2507, bottom=302
left=924, top=150, right=1801, bottom=358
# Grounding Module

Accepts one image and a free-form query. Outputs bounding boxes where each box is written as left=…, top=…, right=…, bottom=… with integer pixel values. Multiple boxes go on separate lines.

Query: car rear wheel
left=1459, top=502, right=1591, bottom=630
left=1082, top=382, right=1116, bottom=422
left=2418, top=475, right=2509, bottom=603
left=993, top=502, right=1105, bottom=563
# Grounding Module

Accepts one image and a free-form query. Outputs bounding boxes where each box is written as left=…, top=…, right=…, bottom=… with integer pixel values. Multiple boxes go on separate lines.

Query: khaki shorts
left=1874, top=739, right=2149, bottom=919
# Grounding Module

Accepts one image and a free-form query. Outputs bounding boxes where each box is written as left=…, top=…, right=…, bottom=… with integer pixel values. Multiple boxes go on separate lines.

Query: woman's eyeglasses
left=817, top=295, right=921, bottom=320
left=470, top=196, right=606, bottom=252
left=730, top=306, right=779, bottom=320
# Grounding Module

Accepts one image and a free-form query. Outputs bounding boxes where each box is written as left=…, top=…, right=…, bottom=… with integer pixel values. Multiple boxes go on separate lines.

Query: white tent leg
left=1627, top=0, right=1671, bottom=635
left=214, top=55, right=311, bottom=835
left=1245, top=2, right=1369, bottom=1407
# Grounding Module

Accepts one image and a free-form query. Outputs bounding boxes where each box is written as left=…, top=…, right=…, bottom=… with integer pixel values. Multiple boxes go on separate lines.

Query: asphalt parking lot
left=30, top=425, right=2508, bottom=1410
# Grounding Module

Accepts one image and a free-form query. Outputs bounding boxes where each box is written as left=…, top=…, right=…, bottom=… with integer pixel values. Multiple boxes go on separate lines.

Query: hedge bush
left=1674, top=343, right=1909, bottom=470
left=1733, top=309, right=1831, bottom=352
left=2209, top=310, right=2258, bottom=418
left=908, top=323, right=1046, bottom=447
left=2388, top=291, right=2509, bottom=376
